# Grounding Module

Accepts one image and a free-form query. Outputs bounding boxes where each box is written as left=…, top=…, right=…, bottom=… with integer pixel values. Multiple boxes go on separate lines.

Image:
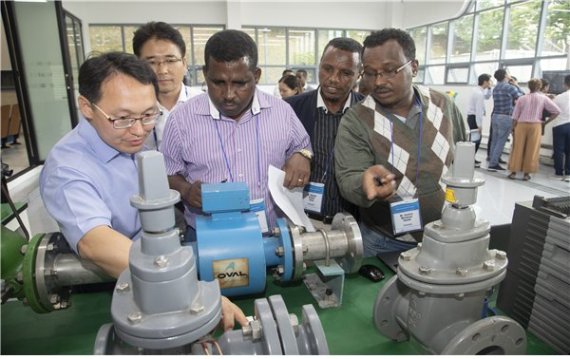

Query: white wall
left=62, top=0, right=469, bottom=53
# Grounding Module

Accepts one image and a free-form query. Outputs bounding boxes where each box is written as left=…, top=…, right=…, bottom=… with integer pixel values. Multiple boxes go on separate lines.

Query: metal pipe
left=51, top=253, right=113, bottom=286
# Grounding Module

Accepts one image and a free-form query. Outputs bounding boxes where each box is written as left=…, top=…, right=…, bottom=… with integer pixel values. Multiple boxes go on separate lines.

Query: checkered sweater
left=335, top=85, right=466, bottom=239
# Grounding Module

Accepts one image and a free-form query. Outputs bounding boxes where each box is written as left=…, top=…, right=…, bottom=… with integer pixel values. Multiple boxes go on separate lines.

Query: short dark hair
left=279, top=74, right=302, bottom=93
left=540, top=78, right=549, bottom=91
left=322, top=37, right=362, bottom=59
left=494, top=69, right=507, bottom=82
left=79, top=52, right=158, bottom=104
left=478, top=73, right=491, bottom=86
left=282, top=68, right=294, bottom=76
left=296, top=69, right=308, bottom=77
left=363, top=28, right=416, bottom=61
left=204, top=30, right=257, bottom=71
left=132, top=22, right=186, bottom=58
left=565, top=74, right=570, bottom=88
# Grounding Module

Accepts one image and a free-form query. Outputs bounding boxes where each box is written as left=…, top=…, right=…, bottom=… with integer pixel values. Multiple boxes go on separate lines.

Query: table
left=1, top=258, right=556, bottom=355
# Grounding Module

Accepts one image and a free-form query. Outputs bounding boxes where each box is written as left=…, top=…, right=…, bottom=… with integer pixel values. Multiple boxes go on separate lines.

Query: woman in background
left=278, top=74, right=303, bottom=99
left=508, top=78, right=560, bottom=181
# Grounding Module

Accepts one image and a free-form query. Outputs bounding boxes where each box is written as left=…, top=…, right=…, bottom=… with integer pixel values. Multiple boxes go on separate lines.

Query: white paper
left=268, top=165, right=316, bottom=232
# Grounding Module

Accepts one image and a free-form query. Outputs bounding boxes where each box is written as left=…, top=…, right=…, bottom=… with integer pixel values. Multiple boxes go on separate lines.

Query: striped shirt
left=512, top=92, right=561, bottom=123
left=492, top=81, right=524, bottom=115
left=312, top=91, right=356, bottom=217
left=161, top=89, right=311, bottom=229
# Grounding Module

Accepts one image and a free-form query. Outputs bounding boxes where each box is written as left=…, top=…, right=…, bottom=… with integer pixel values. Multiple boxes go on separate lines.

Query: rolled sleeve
left=286, top=109, right=312, bottom=158
left=40, top=166, right=112, bottom=253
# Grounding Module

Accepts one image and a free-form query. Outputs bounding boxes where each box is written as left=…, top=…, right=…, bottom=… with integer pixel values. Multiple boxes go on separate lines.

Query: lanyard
left=214, top=114, right=262, bottom=187
left=389, top=96, right=423, bottom=197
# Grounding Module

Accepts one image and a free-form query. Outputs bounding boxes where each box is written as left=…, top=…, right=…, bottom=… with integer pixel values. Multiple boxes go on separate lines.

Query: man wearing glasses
left=39, top=52, right=247, bottom=330
left=133, top=22, right=201, bottom=150
left=335, top=28, right=466, bottom=257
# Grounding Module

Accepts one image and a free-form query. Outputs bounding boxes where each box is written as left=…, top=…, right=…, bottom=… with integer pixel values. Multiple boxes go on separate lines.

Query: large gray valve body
left=94, top=151, right=329, bottom=355
left=373, top=142, right=527, bottom=355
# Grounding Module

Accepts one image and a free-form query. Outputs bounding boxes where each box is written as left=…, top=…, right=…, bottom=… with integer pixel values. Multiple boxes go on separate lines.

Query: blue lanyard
left=214, top=114, right=261, bottom=187
left=389, top=96, right=423, bottom=197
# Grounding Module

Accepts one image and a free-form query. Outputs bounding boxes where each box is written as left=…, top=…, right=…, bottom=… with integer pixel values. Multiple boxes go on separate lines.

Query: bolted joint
left=495, top=250, right=507, bottom=260
left=49, top=294, right=60, bottom=304
left=275, top=246, right=285, bottom=257
left=154, top=255, right=168, bottom=268
left=483, top=260, right=496, bottom=271
left=116, top=282, right=130, bottom=292
left=127, top=311, right=143, bottom=324
left=400, top=252, right=412, bottom=261
left=418, top=266, right=432, bottom=275
left=20, top=244, right=28, bottom=255
left=456, top=267, right=468, bottom=276
left=272, top=227, right=281, bottom=237
left=190, top=300, right=204, bottom=314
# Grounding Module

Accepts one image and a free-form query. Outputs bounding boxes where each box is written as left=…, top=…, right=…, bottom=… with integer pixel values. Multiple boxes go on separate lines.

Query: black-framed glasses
left=361, top=60, right=413, bottom=81
left=91, top=102, right=161, bottom=129
left=145, top=57, right=183, bottom=69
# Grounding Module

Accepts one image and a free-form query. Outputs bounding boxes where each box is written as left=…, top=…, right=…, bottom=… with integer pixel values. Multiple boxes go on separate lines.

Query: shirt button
left=237, top=148, right=242, bottom=152
left=238, top=174, right=244, bottom=178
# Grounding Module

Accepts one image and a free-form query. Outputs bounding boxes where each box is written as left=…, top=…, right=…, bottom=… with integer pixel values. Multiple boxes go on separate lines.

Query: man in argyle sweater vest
left=335, top=29, right=466, bottom=257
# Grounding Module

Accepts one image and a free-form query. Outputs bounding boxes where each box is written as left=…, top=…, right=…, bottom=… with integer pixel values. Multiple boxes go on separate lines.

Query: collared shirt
left=312, top=90, right=355, bottom=217
left=145, top=84, right=201, bottom=150
left=467, top=86, right=491, bottom=128
left=512, top=92, right=561, bottom=123
left=492, top=81, right=524, bottom=116
left=40, top=118, right=141, bottom=253
left=551, top=90, right=570, bottom=128
left=161, top=89, right=311, bottom=229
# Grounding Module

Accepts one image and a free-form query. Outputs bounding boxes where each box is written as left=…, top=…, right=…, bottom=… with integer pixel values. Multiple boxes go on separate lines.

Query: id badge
left=250, top=198, right=269, bottom=233
left=303, top=182, right=325, bottom=214
left=390, top=197, right=422, bottom=235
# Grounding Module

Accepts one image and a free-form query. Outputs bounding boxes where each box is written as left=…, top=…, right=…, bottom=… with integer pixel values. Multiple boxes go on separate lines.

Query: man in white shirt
left=133, top=22, right=201, bottom=150
left=466, top=73, right=493, bottom=167
left=550, top=74, right=570, bottom=181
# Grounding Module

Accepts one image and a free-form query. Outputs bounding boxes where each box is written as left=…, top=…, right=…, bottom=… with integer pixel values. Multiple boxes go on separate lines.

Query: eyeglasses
left=145, top=57, right=183, bottom=69
left=91, top=102, right=162, bottom=129
left=361, top=60, right=413, bottom=81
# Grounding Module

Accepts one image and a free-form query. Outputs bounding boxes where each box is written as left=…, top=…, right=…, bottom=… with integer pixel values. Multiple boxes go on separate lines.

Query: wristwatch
left=296, top=149, right=313, bottom=161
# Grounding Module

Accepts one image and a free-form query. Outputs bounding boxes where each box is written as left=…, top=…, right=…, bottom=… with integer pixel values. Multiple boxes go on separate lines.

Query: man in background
left=466, top=73, right=493, bottom=167
left=286, top=37, right=363, bottom=227
left=488, top=69, right=524, bottom=171
left=550, top=74, right=570, bottom=181
left=133, top=21, right=200, bottom=150
left=335, top=28, right=466, bottom=256
left=296, top=68, right=315, bottom=92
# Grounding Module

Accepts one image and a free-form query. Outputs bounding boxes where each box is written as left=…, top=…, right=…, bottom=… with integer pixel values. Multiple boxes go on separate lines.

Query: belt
left=307, top=212, right=334, bottom=225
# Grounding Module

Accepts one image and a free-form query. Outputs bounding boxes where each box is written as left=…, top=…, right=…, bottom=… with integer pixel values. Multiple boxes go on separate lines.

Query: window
left=409, top=27, right=427, bottom=64
left=89, top=25, right=123, bottom=53
left=475, top=8, right=504, bottom=61
left=449, top=15, right=473, bottom=63
left=407, top=0, right=566, bottom=86
left=429, top=23, right=448, bottom=64
left=446, top=66, right=470, bottom=83
left=505, top=0, right=541, bottom=59
left=541, top=0, right=570, bottom=57
left=88, top=24, right=224, bottom=86
left=288, top=28, right=315, bottom=66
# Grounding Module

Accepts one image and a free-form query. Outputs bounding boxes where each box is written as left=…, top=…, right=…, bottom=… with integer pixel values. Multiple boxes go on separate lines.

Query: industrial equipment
left=95, top=151, right=329, bottom=354
left=373, top=142, right=527, bottom=354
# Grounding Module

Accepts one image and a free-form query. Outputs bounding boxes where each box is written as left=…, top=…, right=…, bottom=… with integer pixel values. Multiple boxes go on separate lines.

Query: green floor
left=1, top=258, right=557, bottom=355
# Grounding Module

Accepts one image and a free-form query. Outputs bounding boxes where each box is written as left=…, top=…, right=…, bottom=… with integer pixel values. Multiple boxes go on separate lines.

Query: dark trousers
left=553, top=123, right=570, bottom=176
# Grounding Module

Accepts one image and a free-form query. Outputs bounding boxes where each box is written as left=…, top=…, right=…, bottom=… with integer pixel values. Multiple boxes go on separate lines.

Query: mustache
left=371, top=85, right=392, bottom=93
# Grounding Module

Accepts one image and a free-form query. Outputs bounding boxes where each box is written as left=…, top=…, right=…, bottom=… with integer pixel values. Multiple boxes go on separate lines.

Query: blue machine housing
left=195, top=183, right=286, bottom=297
